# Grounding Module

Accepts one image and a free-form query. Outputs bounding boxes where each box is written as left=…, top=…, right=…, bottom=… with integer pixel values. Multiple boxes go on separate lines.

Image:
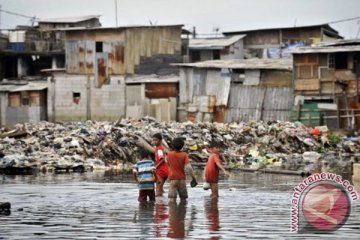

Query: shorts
left=138, top=189, right=155, bottom=202
left=156, top=170, right=168, bottom=181
left=168, top=179, right=188, bottom=199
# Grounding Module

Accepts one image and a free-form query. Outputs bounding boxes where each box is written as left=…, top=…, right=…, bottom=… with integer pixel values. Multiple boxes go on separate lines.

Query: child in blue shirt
left=133, top=149, right=156, bottom=203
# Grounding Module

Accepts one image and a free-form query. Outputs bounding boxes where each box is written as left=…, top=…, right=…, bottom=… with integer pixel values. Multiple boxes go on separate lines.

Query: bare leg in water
left=156, top=177, right=165, bottom=196
left=210, top=183, right=219, bottom=198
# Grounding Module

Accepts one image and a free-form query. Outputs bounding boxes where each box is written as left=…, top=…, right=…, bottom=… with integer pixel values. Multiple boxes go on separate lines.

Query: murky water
left=1, top=172, right=360, bottom=239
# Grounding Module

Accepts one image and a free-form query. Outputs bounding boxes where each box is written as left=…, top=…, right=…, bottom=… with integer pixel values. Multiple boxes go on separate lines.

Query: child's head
left=152, top=133, right=163, bottom=146
left=172, top=137, right=185, bottom=151
left=209, top=141, right=221, bottom=153
left=139, top=148, right=150, bottom=159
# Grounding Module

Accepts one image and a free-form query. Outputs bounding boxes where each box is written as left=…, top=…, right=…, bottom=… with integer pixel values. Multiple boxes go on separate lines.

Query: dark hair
left=152, top=133, right=163, bottom=141
left=139, top=148, right=150, bottom=159
left=172, top=137, right=185, bottom=151
left=209, top=141, right=221, bottom=148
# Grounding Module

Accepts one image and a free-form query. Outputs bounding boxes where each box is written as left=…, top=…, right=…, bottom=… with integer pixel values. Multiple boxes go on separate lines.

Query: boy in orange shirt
left=166, top=137, right=197, bottom=202
left=204, top=141, right=229, bottom=198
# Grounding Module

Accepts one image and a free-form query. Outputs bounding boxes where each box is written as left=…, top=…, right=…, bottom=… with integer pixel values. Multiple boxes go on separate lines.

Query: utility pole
left=115, top=0, right=118, bottom=27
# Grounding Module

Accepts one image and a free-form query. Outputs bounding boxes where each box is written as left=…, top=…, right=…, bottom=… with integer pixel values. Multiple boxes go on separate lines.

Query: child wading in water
left=166, top=137, right=197, bottom=202
left=204, top=141, right=229, bottom=198
left=133, top=149, right=156, bottom=203
left=152, top=133, right=169, bottom=196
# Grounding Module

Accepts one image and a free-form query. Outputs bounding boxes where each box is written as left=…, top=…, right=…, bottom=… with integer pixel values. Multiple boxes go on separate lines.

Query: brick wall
left=49, top=73, right=125, bottom=122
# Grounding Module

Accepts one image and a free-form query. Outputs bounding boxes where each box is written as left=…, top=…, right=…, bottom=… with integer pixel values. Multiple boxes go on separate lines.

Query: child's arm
left=215, top=160, right=229, bottom=177
left=151, top=166, right=158, bottom=182
left=185, top=163, right=196, bottom=180
left=133, top=172, right=139, bottom=183
left=155, top=149, right=165, bottom=169
left=133, top=166, right=139, bottom=183
left=155, top=158, right=165, bottom=169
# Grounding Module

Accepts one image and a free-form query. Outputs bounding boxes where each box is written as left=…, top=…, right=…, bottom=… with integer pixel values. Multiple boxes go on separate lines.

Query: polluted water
left=1, top=172, right=360, bottom=239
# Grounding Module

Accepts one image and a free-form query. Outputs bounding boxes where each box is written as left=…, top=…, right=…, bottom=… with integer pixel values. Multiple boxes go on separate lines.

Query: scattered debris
left=0, top=118, right=357, bottom=175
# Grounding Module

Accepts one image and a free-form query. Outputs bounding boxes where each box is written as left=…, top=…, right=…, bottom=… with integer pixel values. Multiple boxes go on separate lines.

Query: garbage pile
left=0, top=117, right=357, bottom=174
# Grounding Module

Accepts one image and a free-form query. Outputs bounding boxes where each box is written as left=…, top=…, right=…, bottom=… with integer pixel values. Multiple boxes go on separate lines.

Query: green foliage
left=317, top=145, right=325, bottom=153
left=327, top=133, right=342, bottom=146
left=228, top=161, right=241, bottom=170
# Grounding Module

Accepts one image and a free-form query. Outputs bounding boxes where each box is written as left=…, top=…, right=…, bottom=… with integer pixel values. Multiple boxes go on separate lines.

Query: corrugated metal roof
left=38, top=15, right=101, bottom=23
left=5, top=81, right=47, bottom=92
left=315, top=38, right=360, bottom=47
left=292, top=45, right=360, bottom=54
left=125, top=75, right=179, bottom=84
left=173, top=59, right=293, bottom=70
left=189, top=35, right=246, bottom=50
left=62, top=24, right=184, bottom=31
left=0, top=84, right=18, bottom=92
left=223, top=23, right=340, bottom=36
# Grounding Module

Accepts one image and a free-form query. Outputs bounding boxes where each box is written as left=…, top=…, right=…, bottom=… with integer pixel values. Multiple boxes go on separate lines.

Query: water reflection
left=137, top=203, right=155, bottom=238
left=167, top=201, right=187, bottom=238
left=154, top=199, right=169, bottom=238
left=204, top=197, right=220, bottom=239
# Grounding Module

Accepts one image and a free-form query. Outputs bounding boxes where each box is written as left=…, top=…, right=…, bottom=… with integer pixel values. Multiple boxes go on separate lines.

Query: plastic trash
left=203, top=182, right=210, bottom=190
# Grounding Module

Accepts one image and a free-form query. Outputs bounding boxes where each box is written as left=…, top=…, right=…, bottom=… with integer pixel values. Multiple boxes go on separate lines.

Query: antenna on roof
left=294, top=18, right=297, bottom=27
left=149, top=20, right=157, bottom=26
left=212, top=26, right=220, bottom=37
left=30, top=16, right=36, bottom=26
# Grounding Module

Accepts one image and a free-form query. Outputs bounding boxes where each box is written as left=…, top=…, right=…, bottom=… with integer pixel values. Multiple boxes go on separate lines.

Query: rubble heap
left=0, top=117, right=357, bottom=174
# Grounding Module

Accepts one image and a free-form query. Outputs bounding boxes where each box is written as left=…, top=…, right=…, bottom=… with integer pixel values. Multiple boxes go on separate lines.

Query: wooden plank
left=294, top=78, right=320, bottom=91
left=8, top=93, right=21, bottom=107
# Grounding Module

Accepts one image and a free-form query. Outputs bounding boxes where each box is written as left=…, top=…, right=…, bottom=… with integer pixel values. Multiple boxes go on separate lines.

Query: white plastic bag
left=203, top=182, right=210, bottom=190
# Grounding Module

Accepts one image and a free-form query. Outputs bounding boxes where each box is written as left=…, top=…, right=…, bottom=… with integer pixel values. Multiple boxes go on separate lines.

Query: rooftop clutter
left=0, top=117, right=356, bottom=175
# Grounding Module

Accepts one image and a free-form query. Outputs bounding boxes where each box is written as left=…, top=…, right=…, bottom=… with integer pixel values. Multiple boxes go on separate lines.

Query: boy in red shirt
left=152, top=133, right=168, bottom=196
left=204, top=141, right=229, bottom=198
left=166, top=137, right=197, bottom=202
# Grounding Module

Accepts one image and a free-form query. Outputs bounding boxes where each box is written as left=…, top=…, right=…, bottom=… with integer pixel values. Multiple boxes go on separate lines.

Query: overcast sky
left=1, top=0, right=360, bottom=38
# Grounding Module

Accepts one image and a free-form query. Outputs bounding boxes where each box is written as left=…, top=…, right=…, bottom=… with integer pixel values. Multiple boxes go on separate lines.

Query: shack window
left=96, top=42, right=103, bottom=53
left=8, top=92, right=30, bottom=107
left=73, top=92, right=80, bottom=104
left=335, top=52, right=348, bottom=69
left=191, top=51, right=201, bottom=62
left=232, top=69, right=245, bottom=84
left=21, top=92, right=29, bottom=106
left=213, top=50, right=220, bottom=60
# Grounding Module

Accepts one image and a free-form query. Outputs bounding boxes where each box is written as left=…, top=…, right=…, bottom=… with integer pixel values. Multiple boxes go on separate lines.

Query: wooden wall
left=65, top=26, right=182, bottom=79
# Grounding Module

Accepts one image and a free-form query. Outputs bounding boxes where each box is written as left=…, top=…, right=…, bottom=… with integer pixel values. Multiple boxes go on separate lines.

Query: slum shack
left=223, top=23, right=342, bottom=59
left=174, top=58, right=293, bottom=123
left=187, top=34, right=246, bottom=62
left=0, top=26, right=65, bottom=81
left=291, top=39, right=360, bottom=129
left=47, top=25, right=183, bottom=122
left=0, top=81, right=47, bottom=126
left=125, top=75, right=178, bottom=122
